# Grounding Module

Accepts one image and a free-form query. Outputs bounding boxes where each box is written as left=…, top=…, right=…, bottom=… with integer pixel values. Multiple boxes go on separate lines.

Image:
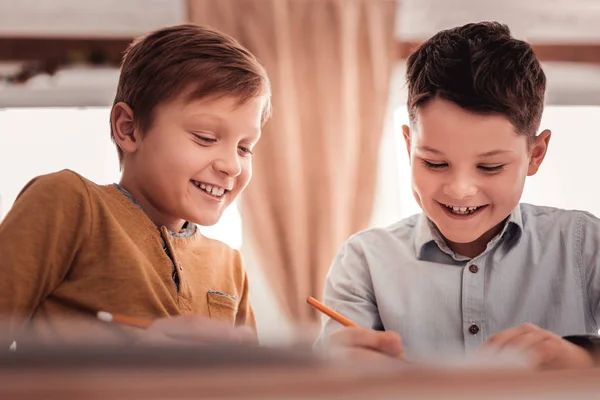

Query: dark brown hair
left=111, top=23, right=271, bottom=162
left=406, top=21, right=545, bottom=139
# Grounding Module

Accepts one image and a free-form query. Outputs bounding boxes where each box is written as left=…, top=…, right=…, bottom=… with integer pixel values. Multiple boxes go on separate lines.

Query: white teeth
left=445, top=204, right=481, bottom=215
left=194, top=181, right=227, bottom=198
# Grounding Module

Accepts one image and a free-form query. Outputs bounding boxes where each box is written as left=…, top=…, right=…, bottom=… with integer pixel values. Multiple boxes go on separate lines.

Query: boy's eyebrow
left=189, top=113, right=223, bottom=122
left=189, top=113, right=261, bottom=140
left=416, top=146, right=512, bottom=157
left=416, top=146, right=444, bottom=154
left=477, top=150, right=513, bottom=157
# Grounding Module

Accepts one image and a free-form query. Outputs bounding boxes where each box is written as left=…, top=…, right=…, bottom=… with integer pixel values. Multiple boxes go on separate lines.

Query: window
left=0, top=107, right=243, bottom=249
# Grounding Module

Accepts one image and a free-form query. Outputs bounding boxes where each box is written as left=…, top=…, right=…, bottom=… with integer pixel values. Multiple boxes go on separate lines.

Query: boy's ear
left=111, top=102, right=140, bottom=156
left=527, top=129, right=551, bottom=176
left=402, top=125, right=412, bottom=162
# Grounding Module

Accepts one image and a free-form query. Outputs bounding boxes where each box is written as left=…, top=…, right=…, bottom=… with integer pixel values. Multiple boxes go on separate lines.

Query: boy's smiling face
left=403, top=98, right=551, bottom=256
left=113, top=93, right=265, bottom=231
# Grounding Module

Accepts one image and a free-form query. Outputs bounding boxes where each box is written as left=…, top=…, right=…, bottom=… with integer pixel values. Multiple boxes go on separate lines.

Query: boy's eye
left=238, top=146, right=254, bottom=156
left=193, top=134, right=217, bottom=143
left=422, top=160, right=448, bottom=169
left=478, top=165, right=505, bottom=173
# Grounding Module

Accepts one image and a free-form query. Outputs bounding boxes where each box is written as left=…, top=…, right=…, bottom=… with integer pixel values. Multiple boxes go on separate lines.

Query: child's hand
left=140, top=315, right=256, bottom=346
left=327, top=327, right=404, bottom=360
left=480, top=323, right=595, bottom=370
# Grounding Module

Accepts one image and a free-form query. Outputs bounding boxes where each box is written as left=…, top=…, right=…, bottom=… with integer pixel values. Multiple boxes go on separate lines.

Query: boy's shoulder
left=519, top=203, right=600, bottom=230
left=26, top=168, right=82, bottom=184
left=16, top=169, right=96, bottom=204
left=21, top=169, right=96, bottom=195
left=343, top=213, right=423, bottom=251
left=13, top=170, right=128, bottom=229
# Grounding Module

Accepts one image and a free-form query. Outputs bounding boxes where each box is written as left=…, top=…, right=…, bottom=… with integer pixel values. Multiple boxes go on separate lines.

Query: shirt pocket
left=206, top=290, right=239, bottom=325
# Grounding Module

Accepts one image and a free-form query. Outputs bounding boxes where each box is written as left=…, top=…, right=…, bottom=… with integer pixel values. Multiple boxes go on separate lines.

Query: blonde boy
left=0, top=24, right=271, bottom=347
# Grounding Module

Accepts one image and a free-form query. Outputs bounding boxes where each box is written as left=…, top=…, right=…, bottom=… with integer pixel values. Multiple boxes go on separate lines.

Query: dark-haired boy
left=317, top=21, right=600, bottom=369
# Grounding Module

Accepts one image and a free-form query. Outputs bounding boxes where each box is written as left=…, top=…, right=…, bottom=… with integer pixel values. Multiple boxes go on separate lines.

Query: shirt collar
left=414, top=204, right=523, bottom=261
left=113, top=183, right=196, bottom=238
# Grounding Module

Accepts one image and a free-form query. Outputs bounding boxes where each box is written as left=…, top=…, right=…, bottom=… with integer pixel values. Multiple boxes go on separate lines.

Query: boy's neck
left=117, top=177, right=187, bottom=233
left=445, top=219, right=507, bottom=259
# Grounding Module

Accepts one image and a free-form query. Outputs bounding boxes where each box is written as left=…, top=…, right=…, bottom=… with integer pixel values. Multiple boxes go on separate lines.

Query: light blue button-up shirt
left=316, top=204, right=600, bottom=359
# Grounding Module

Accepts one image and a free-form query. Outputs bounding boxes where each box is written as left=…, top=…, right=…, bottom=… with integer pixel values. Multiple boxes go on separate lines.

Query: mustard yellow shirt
left=0, top=170, right=255, bottom=346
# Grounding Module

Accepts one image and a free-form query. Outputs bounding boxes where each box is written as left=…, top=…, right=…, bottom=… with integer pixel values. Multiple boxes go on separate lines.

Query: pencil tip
left=97, top=311, right=113, bottom=322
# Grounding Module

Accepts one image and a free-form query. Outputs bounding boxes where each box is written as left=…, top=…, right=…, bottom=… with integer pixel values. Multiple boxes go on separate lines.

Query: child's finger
left=500, top=331, right=548, bottom=352
left=329, top=328, right=403, bottom=358
left=481, top=323, right=540, bottom=351
left=149, top=315, right=255, bottom=344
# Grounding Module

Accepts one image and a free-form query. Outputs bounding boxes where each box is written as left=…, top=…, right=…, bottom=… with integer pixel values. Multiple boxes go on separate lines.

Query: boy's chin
left=443, top=233, right=483, bottom=245
left=186, top=212, right=222, bottom=227
left=436, top=226, right=489, bottom=245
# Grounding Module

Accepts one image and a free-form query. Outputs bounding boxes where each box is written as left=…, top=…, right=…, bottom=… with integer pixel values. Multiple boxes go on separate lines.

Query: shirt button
left=469, top=324, right=480, bottom=335
left=469, top=265, right=479, bottom=274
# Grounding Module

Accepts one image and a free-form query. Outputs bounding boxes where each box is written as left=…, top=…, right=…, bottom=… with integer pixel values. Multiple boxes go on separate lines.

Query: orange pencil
left=97, top=311, right=153, bottom=329
left=306, top=296, right=358, bottom=327
left=307, top=296, right=408, bottom=361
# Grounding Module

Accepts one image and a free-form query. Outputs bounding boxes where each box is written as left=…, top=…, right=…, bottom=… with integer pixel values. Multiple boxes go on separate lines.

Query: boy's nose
left=213, top=152, right=242, bottom=177
left=443, top=178, right=478, bottom=200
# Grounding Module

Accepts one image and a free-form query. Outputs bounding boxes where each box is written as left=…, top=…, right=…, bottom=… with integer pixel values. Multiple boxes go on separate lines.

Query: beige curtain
left=188, top=0, right=397, bottom=323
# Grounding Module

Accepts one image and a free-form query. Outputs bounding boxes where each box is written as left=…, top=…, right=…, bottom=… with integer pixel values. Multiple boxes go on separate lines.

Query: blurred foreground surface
left=1, top=336, right=600, bottom=400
